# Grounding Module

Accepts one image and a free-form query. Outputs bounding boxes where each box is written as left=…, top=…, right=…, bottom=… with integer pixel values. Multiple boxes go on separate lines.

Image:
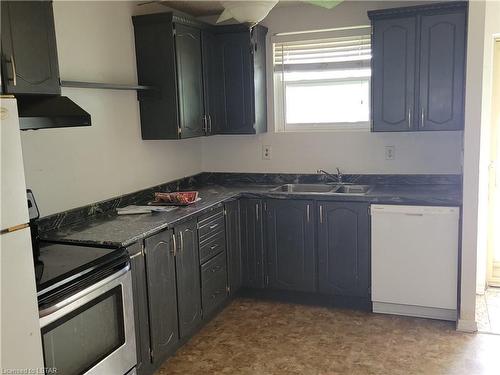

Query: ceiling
left=141, top=1, right=305, bottom=17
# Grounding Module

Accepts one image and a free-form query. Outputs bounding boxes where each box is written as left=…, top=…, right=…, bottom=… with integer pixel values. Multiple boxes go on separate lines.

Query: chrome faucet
left=317, top=168, right=343, bottom=184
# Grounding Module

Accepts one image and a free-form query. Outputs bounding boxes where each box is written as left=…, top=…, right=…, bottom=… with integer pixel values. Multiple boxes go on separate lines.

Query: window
left=273, top=28, right=371, bottom=132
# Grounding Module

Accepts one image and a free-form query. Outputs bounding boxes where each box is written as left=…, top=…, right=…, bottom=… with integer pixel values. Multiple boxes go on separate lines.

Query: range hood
left=16, top=95, right=91, bottom=130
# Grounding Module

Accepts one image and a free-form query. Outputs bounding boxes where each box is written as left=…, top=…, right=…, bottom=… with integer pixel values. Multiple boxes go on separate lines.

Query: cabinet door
left=144, top=230, right=179, bottom=364
left=266, top=200, right=316, bottom=292
left=372, top=17, right=416, bottom=132
left=175, top=220, right=202, bottom=338
left=418, top=11, right=466, bottom=131
left=128, top=243, right=154, bottom=375
left=175, top=24, right=204, bottom=138
left=225, top=200, right=242, bottom=295
left=201, top=30, right=223, bottom=135
left=1, top=1, right=60, bottom=95
left=217, top=32, right=255, bottom=134
left=240, top=199, right=265, bottom=288
left=318, top=202, right=370, bottom=298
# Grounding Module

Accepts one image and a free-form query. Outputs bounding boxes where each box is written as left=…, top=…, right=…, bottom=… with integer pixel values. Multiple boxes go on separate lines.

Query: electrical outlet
left=262, top=145, right=272, bottom=160
left=385, top=146, right=395, bottom=160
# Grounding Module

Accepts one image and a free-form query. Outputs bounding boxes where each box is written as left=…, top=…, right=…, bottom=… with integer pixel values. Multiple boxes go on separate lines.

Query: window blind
left=274, top=34, right=371, bottom=72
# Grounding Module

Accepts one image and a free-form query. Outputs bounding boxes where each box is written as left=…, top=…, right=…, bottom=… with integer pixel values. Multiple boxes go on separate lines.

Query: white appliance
left=0, top=96, right=44, bottom=371
left=371, top=204, right=460, bottom=321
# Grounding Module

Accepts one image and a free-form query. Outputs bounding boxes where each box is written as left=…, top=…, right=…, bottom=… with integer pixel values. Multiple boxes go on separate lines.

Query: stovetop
left=35, top=241, right=128, bottom=307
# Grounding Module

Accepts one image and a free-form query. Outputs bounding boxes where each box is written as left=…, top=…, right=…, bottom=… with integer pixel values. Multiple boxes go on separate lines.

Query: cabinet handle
left=202, top=115, right=207, bottom=133
left=255, top=203, right=259, bottom=221
left=179, top=231, right=184, bottom=253
left=171, top=233, right=177, bottom=256
left=209, top=223, right=219, bottom=230
left=210, top=244, right=219, bottom=250
left=306, top=204, right=310, bottom=222
left=408, top=107, right=412, bottom=129
left=319, top=205, right=323, bottom=224
left=8, top=55, right=16, bottom=86
left=421, top=107, right=425, bottom=128
left=208, top=114, right=212, bottom=134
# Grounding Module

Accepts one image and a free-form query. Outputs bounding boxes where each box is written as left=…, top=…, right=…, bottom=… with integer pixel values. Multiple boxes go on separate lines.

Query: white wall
left=459, top=0, right=500, bottom=332
left=20, top=1, right=202, bottom=217
left=201, top=0, right=464, bottom=174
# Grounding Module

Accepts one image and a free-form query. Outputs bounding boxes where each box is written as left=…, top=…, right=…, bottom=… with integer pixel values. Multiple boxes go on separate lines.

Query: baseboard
left=457, top=318, right=478, bottom=332
left=372, top=302, right=457, bottom=321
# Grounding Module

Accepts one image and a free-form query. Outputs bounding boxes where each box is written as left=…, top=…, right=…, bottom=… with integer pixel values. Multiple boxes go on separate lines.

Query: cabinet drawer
left=201, top=251, right=227, bottom=284
left=199, top=231, right=226, bottom=264
left=198, top=208, right=225, bottom=242
left=202, top=270, right=227, bottom=318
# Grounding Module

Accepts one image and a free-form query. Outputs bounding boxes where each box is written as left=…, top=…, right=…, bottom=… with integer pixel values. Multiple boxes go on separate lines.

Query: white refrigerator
left=0, top=96, right=44, bottom=371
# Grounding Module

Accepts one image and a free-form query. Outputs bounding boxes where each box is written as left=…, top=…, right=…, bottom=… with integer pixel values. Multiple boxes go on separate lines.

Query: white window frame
left=272, top=26, right=372, bottom=133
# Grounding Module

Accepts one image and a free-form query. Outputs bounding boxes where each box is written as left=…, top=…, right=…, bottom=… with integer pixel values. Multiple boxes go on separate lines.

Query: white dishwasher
left=371, top=204, right=460, bottom=321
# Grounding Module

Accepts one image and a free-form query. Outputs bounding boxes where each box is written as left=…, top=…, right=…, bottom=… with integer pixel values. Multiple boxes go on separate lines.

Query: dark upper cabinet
left=317, top=202, right=370, bottom=299
left=266, top=199, right=316, bottom=293
left=371, top=17, right=416, bottom=132
left=418, top=11, right=466, bottom=131
left=225, top=200, right=242, bottom=295
left=201, top=30, right=223, bottom=136
left=175, top=24, right=205, bottom=138
left=212, top=25, right=268, bottom=134
left=1, top=1, right=60, bottom=95
left=240, top=199, right=265, bottom=288
left=369, top=2, right=467, bottom=132
left=132, top=13, right=205, bottom=140
left=174, top=219, right=202, bottom=339
left=128, top=243, right=154, bottom=375
left=143, top=230, right=179, bottom=365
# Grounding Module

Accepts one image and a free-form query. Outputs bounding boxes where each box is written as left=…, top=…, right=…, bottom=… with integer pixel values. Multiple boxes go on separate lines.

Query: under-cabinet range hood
left=16, top=95, right=91, bottom=130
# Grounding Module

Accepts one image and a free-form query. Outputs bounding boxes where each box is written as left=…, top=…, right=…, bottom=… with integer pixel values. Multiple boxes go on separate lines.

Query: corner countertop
left=39, top=183, right=462, bottom=248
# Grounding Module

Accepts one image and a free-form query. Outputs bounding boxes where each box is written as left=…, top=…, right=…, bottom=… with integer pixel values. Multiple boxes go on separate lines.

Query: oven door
left=39, top=264, right=136, bottom=375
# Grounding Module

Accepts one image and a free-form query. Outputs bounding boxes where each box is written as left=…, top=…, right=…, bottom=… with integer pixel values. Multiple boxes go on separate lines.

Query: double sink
left=270, top=183, right=372, bottom=195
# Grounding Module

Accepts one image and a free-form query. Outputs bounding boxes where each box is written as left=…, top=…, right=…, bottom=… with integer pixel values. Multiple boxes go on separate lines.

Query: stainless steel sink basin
left=332, top=184, right=371, bottom=194
left=271, top=184, right=336, bottom=193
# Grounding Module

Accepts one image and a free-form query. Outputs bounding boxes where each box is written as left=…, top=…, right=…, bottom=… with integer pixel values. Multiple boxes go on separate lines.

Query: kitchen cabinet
left=129, top=243, right=155, bottom=375
left=175, top=24, right=205, bottom=138
left=1, top=0, right=60, bottom=95
left=201, top=30, right=223, bottom=135
left=265, top=199, right=316, bottom=292
left=225, top=200, right=242, bottom=295
left=418, top=11, right=466, bottom=131
left=143, top=230, right=179, bottom=365
left=214, top=25, right=268, bottom=134
left=240, top=199, right=265, bottom=288
left=369, top=2, right=467, bottom=132
left=371, top=17, right=416, bottom=131
left=317, top=202, right=370, bottom=299
left=174, top=219, right=202, bottom=339
left=132, top=13, right=206, bottom=140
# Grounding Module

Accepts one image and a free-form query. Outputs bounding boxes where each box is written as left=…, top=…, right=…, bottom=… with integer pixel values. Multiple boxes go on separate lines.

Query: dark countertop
left=40, top=183, right=462, bottom=248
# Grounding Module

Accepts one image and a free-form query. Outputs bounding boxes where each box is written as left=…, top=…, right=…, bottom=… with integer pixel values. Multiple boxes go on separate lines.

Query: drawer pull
left=210, top=244, right=219, bottom=250
left=209, top=223, right=219, bottom=230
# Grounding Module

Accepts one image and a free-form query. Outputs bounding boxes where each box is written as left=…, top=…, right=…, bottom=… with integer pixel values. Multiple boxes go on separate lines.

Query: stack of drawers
left=198, top=207, right=228, bottom=317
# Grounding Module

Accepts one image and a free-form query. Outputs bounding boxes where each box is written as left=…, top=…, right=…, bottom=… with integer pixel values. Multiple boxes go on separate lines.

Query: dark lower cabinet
left=318, top=202, right=370, bottom=299
left=225, top=200, right=242, bottom=295
left=240, top=199, right=265, bottom=288
left=129, top=243, right=154, bottom=375
left=143, top=230, right=179, bottom=365
left=266, top=199, right=316, bottom=292
left=1, top=1, right=60, bottom=95
left=174, top=219, right=202, bottom=339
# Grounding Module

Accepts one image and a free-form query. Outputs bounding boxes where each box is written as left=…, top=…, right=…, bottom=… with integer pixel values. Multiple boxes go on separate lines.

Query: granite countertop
left=40, top=182, right=462, bottom=248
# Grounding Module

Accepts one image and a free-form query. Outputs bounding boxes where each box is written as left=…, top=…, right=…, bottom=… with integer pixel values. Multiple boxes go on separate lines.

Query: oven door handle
left=39, top=263, right=130, bottom=319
